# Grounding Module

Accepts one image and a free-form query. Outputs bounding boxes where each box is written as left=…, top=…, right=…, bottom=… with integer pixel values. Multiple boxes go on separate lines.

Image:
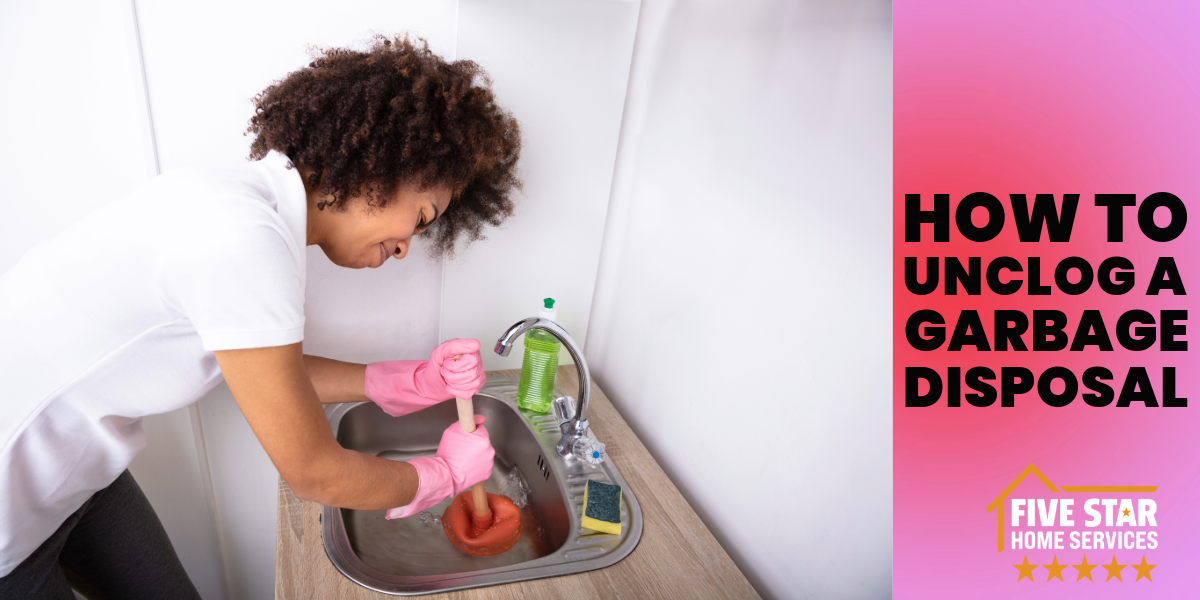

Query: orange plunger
left=442, top=395, right=522, bottom=555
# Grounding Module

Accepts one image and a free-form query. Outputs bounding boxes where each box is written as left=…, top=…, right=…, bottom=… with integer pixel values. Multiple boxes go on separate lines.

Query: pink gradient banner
left=895, top=1, right=1200, bottom=597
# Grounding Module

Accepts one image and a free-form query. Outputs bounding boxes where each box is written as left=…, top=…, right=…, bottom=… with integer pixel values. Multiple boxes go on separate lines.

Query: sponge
left=581, top=480, right=622, bottom=535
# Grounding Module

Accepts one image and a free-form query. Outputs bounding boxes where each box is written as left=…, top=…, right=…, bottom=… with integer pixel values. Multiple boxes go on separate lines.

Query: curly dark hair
left=247, top=35, right=521, bottom=256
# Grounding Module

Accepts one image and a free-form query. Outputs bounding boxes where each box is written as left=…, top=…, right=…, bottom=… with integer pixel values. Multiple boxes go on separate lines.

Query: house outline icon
left=985, top=463, right=1157, bottom=553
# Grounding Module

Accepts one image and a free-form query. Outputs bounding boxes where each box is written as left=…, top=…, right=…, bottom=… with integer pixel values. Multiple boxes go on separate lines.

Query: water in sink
left=417, top=465, right=530, bottom=524
left=343, top=450, right=549, bottom=576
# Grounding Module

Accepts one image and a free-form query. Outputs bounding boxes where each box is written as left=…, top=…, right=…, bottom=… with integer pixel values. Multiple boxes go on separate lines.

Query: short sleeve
left=158, top=197, right=305, bottom=351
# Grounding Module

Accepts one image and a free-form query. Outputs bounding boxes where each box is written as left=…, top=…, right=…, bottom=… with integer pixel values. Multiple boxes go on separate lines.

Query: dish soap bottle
left=517, top=298, right=561, bottom=413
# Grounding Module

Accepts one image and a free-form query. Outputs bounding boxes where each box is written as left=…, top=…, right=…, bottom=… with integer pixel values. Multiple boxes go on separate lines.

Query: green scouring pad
left=581, top=480, right=622, bottom=535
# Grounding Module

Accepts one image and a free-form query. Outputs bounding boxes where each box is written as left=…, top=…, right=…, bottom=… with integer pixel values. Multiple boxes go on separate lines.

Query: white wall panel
left=443, top=0, right=641, bottom=369
left=586, top=1, right=893, bottom=598
left=0, top=0, right=148, bottom=273
left=127, top=406, right=227, bottom=600
left=134, top=0, right=458, bottom=172
left=132, top=2, right=458, bottom=597
left=192, top=383, right=279, bottom=600
left=302, top=239, right=444, bottom=364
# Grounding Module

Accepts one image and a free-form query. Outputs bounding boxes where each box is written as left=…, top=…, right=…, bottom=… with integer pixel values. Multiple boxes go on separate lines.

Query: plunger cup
left=442, top=395, right=522, bottom=555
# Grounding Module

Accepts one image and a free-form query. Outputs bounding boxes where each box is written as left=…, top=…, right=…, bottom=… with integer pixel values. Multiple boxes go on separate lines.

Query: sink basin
left=321, top=377, right=643, bottom=595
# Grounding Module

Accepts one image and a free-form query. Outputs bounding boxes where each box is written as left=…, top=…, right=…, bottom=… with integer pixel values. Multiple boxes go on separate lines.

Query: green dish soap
left=517, top=298, right=561, bottom=413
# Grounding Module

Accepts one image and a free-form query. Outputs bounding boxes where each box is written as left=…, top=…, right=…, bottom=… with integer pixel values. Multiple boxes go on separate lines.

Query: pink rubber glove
left=364, top=339, right=487, bottom=417
left=386, top=415, right=495, bottom=519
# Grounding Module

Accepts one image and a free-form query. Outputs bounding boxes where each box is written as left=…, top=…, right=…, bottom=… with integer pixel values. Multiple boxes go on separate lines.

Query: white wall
left=0, top=0, right=149, bottom=274
left=132, top=0, right=459, bottom=174
left=585, top=1, right=893, bottom=598
left=441, top=0, right=641, bottom=370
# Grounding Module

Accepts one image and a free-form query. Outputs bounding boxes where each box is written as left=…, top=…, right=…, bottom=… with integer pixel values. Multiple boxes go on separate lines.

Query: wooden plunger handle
left=455, top=395, right=490, bottom=517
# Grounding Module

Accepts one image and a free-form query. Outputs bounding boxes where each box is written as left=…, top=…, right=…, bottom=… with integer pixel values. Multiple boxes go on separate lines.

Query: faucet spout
left=495, top=317, right=591, bottom=457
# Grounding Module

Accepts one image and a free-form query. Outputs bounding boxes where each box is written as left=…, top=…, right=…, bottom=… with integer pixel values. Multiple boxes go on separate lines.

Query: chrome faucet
left=495, top=317, right=591, bottom=457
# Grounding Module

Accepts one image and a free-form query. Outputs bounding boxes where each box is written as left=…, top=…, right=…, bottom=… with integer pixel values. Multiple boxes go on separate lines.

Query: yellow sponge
left=581, top=480, right=622, bottom=535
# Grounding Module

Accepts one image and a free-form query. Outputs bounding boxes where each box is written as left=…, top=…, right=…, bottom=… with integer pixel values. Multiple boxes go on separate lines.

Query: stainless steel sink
left=321, top=377, right=643, bottom=595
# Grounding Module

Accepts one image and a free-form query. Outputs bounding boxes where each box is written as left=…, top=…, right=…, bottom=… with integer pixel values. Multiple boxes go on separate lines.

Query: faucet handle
left=551, top=395, right=577, bottom=427
left=571, top=437, right=607, bottom=465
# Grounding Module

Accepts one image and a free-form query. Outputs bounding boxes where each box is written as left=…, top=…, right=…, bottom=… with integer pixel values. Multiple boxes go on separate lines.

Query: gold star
left=1102, top=555, right=1126, bottom=582
left=1131, top=555, right=1156, bottom=582
left=1013, top=555, right=1038, bottom=582
left=1042, top=555, right=1068, bottom=582
left=1072, top=555, right=1099, bottom=581
left=1122, top=507, right=1131, bottom=517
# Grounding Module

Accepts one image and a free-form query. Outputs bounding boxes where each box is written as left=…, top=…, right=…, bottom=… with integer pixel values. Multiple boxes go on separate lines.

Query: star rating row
left=1013, top=554, right=1155, bottom=582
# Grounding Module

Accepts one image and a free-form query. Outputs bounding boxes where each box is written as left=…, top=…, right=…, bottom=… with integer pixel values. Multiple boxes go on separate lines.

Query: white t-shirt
left=0, top=150, right=307, bottom=576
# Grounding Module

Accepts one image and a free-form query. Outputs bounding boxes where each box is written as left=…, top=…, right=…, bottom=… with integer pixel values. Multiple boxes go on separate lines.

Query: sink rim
left=320, top=378, right=644, bottom=596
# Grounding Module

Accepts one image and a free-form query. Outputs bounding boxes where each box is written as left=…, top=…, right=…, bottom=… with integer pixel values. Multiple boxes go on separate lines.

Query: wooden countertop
left=275, top=367, right=760, bottom=599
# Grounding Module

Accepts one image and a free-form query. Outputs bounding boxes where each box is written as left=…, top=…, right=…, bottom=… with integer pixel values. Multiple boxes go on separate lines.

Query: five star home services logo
left=985, top=464, right=1159, bottom=582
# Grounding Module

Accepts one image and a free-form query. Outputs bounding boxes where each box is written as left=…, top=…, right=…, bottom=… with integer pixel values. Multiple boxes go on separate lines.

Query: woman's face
left=307, top=182, right=453, bottom=269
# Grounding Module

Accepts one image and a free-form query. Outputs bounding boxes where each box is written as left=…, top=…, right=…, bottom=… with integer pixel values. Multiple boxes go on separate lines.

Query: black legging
left=0, top=470, right=201, bottom=600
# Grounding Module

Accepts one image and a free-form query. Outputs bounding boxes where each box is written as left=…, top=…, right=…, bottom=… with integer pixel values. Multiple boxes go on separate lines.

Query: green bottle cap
left=544, top=298, right=555, bottom=309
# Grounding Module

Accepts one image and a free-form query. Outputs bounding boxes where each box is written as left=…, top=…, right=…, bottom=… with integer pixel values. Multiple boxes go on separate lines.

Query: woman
left=0, top=36, right=521, bottom=599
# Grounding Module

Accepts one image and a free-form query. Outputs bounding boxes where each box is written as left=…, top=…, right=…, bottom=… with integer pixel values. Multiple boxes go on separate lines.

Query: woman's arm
left=214, top=343, right=414, bottom=509
left=302, top=354, right=368, bottom=404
